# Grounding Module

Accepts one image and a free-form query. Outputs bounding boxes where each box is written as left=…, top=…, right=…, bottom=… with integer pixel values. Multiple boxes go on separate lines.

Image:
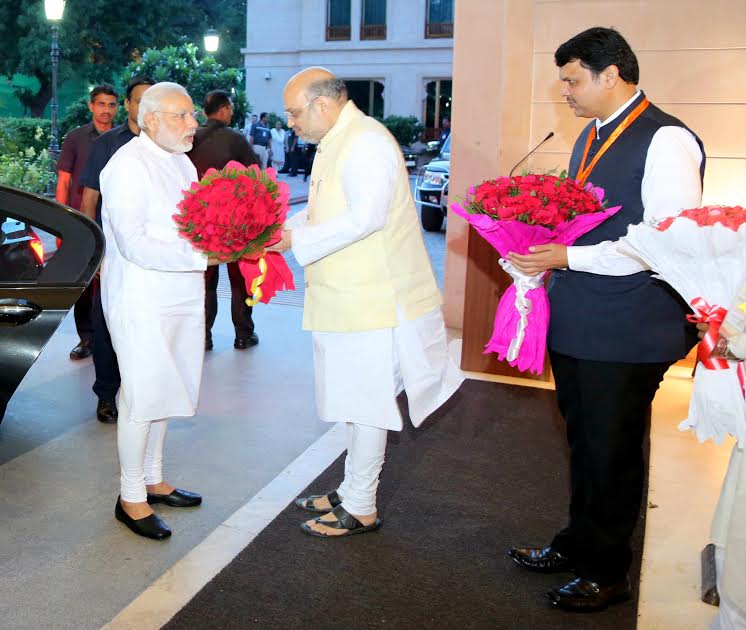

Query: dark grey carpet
left=165, top=379, right=644, bottom=630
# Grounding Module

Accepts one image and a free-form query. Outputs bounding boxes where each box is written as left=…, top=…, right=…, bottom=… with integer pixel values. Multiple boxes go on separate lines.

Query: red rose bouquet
left=620, top=205, right=746, bottom=445
left=451, top=172, right=621, bottom=374
left=174, top=161, right=295, bottom=304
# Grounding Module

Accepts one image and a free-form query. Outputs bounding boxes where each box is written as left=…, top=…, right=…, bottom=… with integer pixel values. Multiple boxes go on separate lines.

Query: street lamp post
left=44, top=0, right=66, bottom=196
left=204, top=28, right=220, bottom=53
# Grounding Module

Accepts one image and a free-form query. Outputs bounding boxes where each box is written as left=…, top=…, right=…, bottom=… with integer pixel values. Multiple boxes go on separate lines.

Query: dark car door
left=0, top=186, right=104, bottom=422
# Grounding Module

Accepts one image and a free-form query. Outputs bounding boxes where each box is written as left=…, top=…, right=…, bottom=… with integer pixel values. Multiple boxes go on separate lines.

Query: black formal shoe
left=146, top=488, right=202, bottom=507
left=205, top=337, right=213, bottom=351
left=96, top=399, right=118, bottom=424
left=115, top=498, right=171, bottom=540
left=234, top=333, right=259, bottom=350
left=547, top=576, right=632, bottom=612
left=294, top=489, right=342, bottom=513
left=69, top=340, right=93, bottom=360
left=508, top=546, right=573, bottom=573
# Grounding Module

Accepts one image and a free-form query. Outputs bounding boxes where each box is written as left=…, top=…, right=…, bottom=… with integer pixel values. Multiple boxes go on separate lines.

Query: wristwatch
left=715, top=337, right=729, bottom=357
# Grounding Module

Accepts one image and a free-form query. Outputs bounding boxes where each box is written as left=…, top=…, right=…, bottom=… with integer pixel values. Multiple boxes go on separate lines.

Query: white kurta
left=288, top=131, right=464, bottom=431
left=100, top=132, right=207, bottom=423
left=710, top=326, right=746, bottom=628
left=270, top=128, right=286, bottom=165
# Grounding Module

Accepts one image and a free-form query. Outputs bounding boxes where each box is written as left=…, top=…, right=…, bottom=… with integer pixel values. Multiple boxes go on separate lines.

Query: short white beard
left=155, top=127, right=193, bottom=153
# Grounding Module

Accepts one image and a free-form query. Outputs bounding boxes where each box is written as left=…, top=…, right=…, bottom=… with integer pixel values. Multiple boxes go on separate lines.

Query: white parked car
left=415, top=135, right=450, bottom=232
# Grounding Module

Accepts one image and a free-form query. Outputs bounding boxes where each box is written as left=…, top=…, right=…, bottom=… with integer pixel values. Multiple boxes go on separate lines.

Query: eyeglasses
left=154, top=110, right=199, bottom=121
left=283, top=96, right=320, bottom=120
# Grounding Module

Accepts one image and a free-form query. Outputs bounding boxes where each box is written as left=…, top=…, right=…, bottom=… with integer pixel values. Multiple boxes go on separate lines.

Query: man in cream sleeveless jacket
left=268, top=67, right=463, bottom=537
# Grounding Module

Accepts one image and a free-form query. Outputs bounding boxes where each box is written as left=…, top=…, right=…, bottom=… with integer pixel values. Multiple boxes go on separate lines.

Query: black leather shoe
left=147, top=488, right=202, bottom=507
left=547, top=576, right=632, bottom=612
left=96, top=399, right=118, bottom=424
left=115, top=498, right=171, bottom=540
left=69, top=340, right=93, bottom=360
left=234, top=333, right=259, bottom=350
left=508, top=546, right=573, bottom=573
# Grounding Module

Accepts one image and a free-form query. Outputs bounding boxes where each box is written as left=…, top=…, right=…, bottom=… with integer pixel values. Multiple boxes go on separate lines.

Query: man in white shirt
left=100, top=82, right=219, bottom=540
left=698, top=307, right=746, bottom=630
left=268, top=67, right=463, bottom=538
left=507, top=28, right=704, bottom=612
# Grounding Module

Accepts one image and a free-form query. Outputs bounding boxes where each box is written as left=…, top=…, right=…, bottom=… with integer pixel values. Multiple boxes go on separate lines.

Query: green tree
left=0, top=0, right=246, bottom=117
left=379, top=115, right=424, bottom=146
left=0, top=123, right=53, bottom=194
left=122, top=43, right=249, bottom=127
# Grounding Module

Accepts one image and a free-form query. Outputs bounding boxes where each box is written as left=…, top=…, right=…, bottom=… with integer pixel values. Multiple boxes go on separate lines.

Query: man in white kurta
left=269, top=68, right=464, bottom=537
left=100, top=82, right=208, bottom=540
left=707, top=310, right=746, bottom=630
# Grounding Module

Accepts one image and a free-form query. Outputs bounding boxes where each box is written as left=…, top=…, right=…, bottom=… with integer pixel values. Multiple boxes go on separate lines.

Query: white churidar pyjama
left=336, top=423, right=388, bottom=516
left=711, top=545, right=746, bottom=630
left=118, top=418, right=168, bottom=502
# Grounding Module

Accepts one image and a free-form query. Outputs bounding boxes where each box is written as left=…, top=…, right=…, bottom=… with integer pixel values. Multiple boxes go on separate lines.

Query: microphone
left=508, top=132, right=555, bottom=177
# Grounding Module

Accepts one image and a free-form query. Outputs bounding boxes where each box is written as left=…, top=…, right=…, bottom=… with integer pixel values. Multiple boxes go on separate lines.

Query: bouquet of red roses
left=620, top=205, right=746, bottom=445
left=174, top=161, right=295, bottom=305
left=451, top=172, right=621, bottom=374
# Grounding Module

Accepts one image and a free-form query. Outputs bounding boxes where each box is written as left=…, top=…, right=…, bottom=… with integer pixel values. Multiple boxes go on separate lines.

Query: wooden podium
left=460, top=227, right=552, bottom=381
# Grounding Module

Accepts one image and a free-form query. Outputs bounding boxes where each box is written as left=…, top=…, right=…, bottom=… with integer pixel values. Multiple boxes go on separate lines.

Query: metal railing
left=360, top=24, right=386, bottom=40
left=326, top=24, right=351, bottom=40
left=425, top=21, right=453, bottom=38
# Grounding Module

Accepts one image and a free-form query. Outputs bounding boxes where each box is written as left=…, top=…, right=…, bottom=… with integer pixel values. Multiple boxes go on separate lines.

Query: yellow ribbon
left=245, top=255, right=268, bottom=306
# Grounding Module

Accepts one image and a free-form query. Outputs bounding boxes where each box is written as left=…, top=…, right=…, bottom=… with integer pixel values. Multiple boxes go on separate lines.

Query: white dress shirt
left=566, top=91, right=704, bottom=276
left=287, top=131, right=463, bottom=431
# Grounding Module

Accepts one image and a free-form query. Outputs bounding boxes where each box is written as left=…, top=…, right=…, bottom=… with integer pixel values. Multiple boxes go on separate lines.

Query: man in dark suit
left=187, top=90, right=260, bottom=351
left=507, top=27, right=704, bottom=612
left=79, top=75, right=155, bottom=423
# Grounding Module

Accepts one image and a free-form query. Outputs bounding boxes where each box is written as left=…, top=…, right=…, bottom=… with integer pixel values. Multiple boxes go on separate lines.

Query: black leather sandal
left=300, top=504, right=382, bottom=538
left=294, top=489, right=342, bottom=513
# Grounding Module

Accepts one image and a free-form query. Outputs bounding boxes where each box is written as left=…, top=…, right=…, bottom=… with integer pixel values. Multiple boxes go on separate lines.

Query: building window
left=424, top=79, right=452, bottom=139
left=327, top=0, right=351, bottom=41
left=425, top=0, right=454, bottom=39
left=345, top=80, right=384, bottom=119
left=361, top=0, right=386, bottom=40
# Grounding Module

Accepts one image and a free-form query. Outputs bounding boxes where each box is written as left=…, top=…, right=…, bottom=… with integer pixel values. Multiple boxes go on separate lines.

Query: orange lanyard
left=577, top=98, right=650, bottom=186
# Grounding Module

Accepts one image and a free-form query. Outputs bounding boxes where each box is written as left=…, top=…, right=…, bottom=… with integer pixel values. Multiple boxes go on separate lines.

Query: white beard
left=155, top=127, right=193, bottom=153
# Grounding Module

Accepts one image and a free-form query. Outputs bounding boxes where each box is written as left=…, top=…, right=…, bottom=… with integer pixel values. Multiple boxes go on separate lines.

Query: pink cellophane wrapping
left=451, top=198, right=621, bottom=374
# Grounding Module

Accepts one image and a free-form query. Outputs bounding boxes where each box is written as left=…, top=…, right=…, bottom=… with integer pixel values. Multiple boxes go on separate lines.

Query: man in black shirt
left=437, top=117, right=451, bottom=151
left=187, top=90, right=260, bottom=351
left=249, top=111, right=271, bottom=169
left=78, top=76, right=155, bottom=423
left=57, top=84, right=118, bottom=360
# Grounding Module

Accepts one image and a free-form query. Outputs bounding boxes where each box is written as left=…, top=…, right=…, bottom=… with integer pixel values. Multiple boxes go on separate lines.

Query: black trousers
left=90, top=279, right=120, bottom=402
left=549, top=351, right=672, bottom=585
left=288, top=149, right=306, bottom=176
left=73, top=282, right=95, bottom=344
left=204, top=263, right=254, bottom=341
